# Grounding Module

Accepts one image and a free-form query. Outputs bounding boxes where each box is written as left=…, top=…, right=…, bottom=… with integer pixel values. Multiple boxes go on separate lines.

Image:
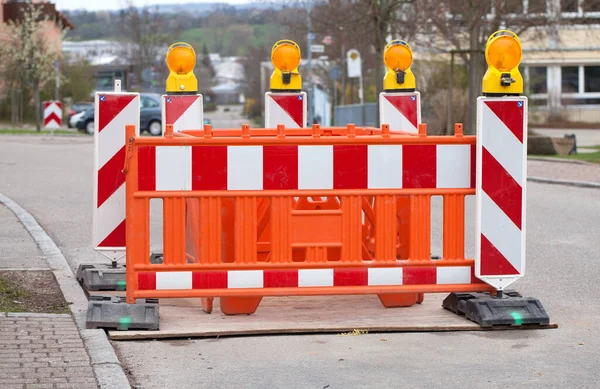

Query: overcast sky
left=55, top=0, right=253, bottom=11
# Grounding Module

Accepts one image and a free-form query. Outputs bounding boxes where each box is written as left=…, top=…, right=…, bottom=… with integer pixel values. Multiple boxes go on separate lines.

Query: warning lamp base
left=383, top=88, right=416, bottom=93
left=76, top=263, right=126, bottom=292
left=270, top=69, right=302, bottom=91
left=483, top=92, right=522, bottom=97
left=270, top=88, right=303, bottom=93
left=86, top=295, right=160, bottom=331
left=384, top=69, right=416, bottom=91
left=443, top=291, right=550, bottom=328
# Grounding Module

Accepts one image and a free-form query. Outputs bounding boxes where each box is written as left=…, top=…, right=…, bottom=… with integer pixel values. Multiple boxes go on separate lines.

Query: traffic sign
left=311, top=44, right=325, bottom=53
left=346, top=49, right=361, bottom=78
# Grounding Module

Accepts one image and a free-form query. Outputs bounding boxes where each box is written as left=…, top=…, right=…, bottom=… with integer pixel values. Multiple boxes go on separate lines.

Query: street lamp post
left=306, top=0, right=314, bottom=126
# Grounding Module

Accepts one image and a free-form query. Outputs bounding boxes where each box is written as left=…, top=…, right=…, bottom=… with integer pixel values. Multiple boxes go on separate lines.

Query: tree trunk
left=466, top=25, right=483, bottom=135
left=19, top=89, right=24, bottom=125
left=33, top=82, right=41, bottom=132
left=11, top=89, right=18, bottom=125
left=374, top=18, right=384, bottom=128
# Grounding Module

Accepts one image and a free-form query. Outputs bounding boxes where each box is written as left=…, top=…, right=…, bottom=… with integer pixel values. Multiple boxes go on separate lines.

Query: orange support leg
left=377, top=294, right=419, bottom=308
left=201, top=297, right=214, bottom=314
left=219, top=197, right=262, bottom=315
left=220, top=296, right=263, bottom=315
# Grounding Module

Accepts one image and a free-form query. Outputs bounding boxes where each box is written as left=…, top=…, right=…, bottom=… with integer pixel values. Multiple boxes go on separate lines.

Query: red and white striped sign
left=265, top=92, right=307, bottom=128
left=379, top=92, right=420, bottom=133
left=161, top=94, right=203, bottom=133
left=137, top=144, right=475, bottom=191
left=93, top=93, right=140, bottom=250
left=43, top=101, right=62, bottom=129
left=138, top=266, right=482, bottom=291
left=475, top=97, right=527, bottom=290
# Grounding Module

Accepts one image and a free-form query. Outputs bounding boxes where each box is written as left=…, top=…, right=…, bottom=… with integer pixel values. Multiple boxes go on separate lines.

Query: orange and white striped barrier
left=134, top=140, right=473, bottom=191
left=264, top=92, right=307, bottom=128
left=161, top=94, right=203, bottom=134
left=122, top=123, right=491, bottom=315
left=475, top=97, right=527, bottom=290
left=379, top=92, right=420, bottom=133
left=43, top=101, right=62, bottom=129
left=93, top=91, right=140, bottom=250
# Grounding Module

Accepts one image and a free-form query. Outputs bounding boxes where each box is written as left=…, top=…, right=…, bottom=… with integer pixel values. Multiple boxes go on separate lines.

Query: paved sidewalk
left=0, top=204, right=100, bottom=389
left=528, top=159, right=600, bottom=184
left=0, top=205, right=46, bottom=270
left=0, top=313, right=98, bottom=389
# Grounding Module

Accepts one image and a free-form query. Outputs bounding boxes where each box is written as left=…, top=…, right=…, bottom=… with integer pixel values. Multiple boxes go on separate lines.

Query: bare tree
left=0, top=3, right=64, bottom=130
left=416, top=0, right=600, bottom=133
left=240, top=45, right=270, bottom=120
left=288, top=0, right=419, bottom=124
left=118, top=3, right=180, bottom=90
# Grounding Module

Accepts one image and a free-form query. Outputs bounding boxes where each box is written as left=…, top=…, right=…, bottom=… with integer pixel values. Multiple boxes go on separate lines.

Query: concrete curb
left=528, top=176, right=600, bottom=189
left=527, top=156, right=592, bottom=165
left=0, top=193, right=131, bottom=389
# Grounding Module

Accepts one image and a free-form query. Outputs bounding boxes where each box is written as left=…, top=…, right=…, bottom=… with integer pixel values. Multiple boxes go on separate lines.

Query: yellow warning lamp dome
left=383, top=40, right=416, bottom=91
left=270, top=40, right=302, bottom=91
left=165, top=42, right=198, bottom=93
left=482, top=30, right=523, bottom=95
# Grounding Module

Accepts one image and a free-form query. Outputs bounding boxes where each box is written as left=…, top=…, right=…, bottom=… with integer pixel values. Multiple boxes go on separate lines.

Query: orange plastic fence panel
left=443, top=194, right=465, bottom=260
left=185, top=199, right=201, bottom=263
left=256, top=198, right=271, bottom=261
left=341, top=195, right=362, bottom=262
left=125, top=125, right=145, bottom=304
left=221, top=198, right=235, bottom=263
left=409, top=194, right=431, bottom=261
left=122, top=124, right=492, bottom=308
left=306, top=246, right=328, bottom=263
left=163, top=197, right=187, bottom=265
left=396, top=196, right=410, bottom=259
left=291, top=209, right=342, bottom=245
left=234, top=197, right=257, bottom=264
left=199, top=197, right=222, bottom=264
left=374, top=194, right=397, bottom=261
left=270, top=196, right=292, bottom=263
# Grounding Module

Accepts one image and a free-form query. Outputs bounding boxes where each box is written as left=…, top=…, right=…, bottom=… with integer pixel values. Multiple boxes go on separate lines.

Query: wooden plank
left=107, top=294, right=557, bottom=340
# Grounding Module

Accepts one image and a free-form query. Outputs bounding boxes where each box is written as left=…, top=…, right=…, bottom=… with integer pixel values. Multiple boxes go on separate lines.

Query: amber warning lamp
left=383, top=40, right=415, bottom=92
left=482, top=30, right=523, bottom=95
left=270, top=40, right=302, bottom=91
left=165, top=42, right=198, bottom=93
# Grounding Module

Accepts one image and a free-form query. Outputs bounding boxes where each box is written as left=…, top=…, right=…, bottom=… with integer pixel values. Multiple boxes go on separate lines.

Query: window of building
left=561, top=0, right=579, bottom=12
left=583, top=0, right=600, bottom=12
left=562, top=98, right=600, bottom=105
left=504, top=0, right=524, bottom=13
left=528, top=66, right=548, bottom=94
left=558, top=65, right=600, bottom=106
left=584, top=66, right=600, bottom=92
left=528, top=0, right=547, bottom=13
left=561, top=66, right=579, bottom=93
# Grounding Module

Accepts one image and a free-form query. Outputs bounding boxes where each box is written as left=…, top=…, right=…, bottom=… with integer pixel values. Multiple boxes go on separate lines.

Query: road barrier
left=122, top=122, right=492, bottom=315
left=85, top=30, right=549, bottom=329
left=43, top=101, right=62, bottom=129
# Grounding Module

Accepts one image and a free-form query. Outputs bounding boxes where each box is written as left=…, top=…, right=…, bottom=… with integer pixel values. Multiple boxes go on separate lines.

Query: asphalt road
left=1, top=119, right=599, bottom=388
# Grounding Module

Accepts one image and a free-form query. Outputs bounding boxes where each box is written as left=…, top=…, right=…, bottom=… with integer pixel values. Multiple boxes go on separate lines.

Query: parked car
left=75, top=93, right=163, bottom=135
left=67, top=102, right=93, bottom=128
left=69, top=111, right=86, bottom=128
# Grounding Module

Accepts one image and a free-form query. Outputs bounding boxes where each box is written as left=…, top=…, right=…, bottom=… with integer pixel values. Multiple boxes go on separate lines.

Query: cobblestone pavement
left=528, top=159, right=600, bottom=184
left=0, top=313, right=98, bottom=389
